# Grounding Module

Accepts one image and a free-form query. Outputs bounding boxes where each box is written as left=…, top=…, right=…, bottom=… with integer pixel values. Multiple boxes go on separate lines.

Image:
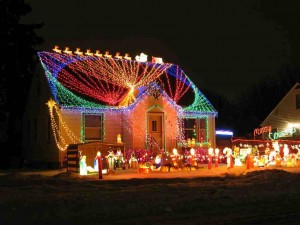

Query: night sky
left=22, top=0, right=300, bottom=100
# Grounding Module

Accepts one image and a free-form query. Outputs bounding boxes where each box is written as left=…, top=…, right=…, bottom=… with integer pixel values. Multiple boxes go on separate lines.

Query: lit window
left=183, top=118, right=207, bottom=142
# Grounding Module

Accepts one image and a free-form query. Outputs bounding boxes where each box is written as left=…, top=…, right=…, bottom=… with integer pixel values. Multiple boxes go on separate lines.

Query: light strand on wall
left=47, top=99, right=81, bottom=151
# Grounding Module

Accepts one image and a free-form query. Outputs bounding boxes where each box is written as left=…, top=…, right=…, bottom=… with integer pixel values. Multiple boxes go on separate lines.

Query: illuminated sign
left=268, top=127, right=296, bottom=140
left=253, top=126, right=272, bottom=137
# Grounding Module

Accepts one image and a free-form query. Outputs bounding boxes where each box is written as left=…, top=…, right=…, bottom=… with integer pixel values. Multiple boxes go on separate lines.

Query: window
left=83, top=114, right=103, bottom=141
left=152, top=121, right=157, bottom=131
left=199, top=119, right=207, bottom=142
left=183, top=119, right=197, bottom=140
left=296, top=94, right=300, bottom=109
left=183, top=118, right=207, bottom=142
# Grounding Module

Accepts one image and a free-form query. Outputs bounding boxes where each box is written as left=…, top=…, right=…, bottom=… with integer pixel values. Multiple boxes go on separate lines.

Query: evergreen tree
left=0, top=0, right=43, bottom=167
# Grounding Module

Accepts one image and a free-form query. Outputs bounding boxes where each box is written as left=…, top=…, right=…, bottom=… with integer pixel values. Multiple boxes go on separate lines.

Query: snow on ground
left=0, top=165, right=300, bottom=225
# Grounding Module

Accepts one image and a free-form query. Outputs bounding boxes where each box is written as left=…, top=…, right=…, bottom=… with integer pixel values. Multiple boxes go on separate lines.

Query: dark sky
left=22, top=0, right=300, bottom=100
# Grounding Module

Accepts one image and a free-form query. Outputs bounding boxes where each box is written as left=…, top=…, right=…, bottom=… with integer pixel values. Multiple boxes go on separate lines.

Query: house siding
left=103, top=111, right=123, bottom=143
left=208, top=116, right=216, bottom=148
left=22, top=66, right=60, bottom=167
left=129, top=95, right=179, bottom=151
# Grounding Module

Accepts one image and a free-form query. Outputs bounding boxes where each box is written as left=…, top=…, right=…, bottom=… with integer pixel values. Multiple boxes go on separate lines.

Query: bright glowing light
left=74, top=48, right=83, bottom=55
left=63, top=47, right=72, bottom=55
left=53, top=45, right=61, bottom=53
left=215, top=148, right=219, bottom=155
left=216, top=130, right=233, bottom=136
left=124, top=53, right=131, bottom=60
left=152, top=56, right=163, bottom=64
left=117, top=134, right=122, bottom=143
left=287, top=123, right=300, bottom=128
left=85, top=49, right=94, bottom=56
left=135, top=52, right=148, bottom=62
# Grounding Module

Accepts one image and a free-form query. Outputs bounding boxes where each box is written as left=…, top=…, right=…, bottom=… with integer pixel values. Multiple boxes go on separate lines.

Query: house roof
left=38, top=51, right=217, bottom=117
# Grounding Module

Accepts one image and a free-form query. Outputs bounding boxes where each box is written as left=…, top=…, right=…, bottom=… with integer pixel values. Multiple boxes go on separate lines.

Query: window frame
left=82, top=113, right=104, bottom=142
left=183, top=118, right=207, bottom=143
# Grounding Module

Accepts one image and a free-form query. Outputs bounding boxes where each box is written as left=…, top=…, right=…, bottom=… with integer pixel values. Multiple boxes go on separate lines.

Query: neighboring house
left=231, top=83, right=300, bottom=158
left=22, top=47, right=217, bottom=168
left=260, top=82, right=300, bottom=140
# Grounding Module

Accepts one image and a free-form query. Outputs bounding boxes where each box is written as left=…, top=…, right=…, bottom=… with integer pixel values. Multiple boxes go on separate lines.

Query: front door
left=147, top=112, right=164, bottom=151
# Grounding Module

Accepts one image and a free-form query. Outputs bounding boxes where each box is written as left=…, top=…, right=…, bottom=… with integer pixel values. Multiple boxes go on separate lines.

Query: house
left=231, top=83, right=300, bottom=159
left=260, top=82, right=300, bottom=140
left=22, top=47, right=218, bottom=168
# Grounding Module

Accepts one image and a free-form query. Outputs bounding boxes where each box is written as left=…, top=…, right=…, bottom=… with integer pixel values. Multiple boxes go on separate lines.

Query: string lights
left=46, top=98, right=82, bottom=151
left=39, top=46, right=218, bottom=152
left=38, top=47, right=217, bottom=115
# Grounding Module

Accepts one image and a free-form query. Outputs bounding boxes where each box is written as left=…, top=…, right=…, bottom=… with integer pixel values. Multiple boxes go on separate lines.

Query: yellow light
left=104, top=51, right=112, bottom=58
left=53, top=45, right=61, bottom=53
left=94, top=50, right=102, bottom=57
left=118, top=87, right=138, bottom=107
left=124, top=53, right=131, bottom=60
left=46, top=98, right=81, bottom=151
left=74, top=48, right=83, bottom=55
left=117, top=134, right=122, bottom=143
left=85, top=49, right=94, bottom=56
left=46, top=98, right=56, bottom=111
left=63, top=47, right=72, bottom=55
left=115, top=52, right=122, bottom=59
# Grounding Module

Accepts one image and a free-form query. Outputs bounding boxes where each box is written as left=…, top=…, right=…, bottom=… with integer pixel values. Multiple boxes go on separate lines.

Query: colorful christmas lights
left=39, top=47, right=218, bottom=152
left=38, top=48, right=217, bottom=116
